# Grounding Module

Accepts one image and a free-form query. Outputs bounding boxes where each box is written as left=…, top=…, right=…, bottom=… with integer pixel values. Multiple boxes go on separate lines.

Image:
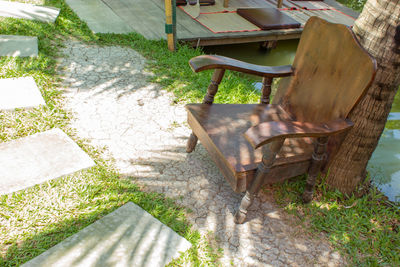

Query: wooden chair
left=185, top=17, right=376, bottom=224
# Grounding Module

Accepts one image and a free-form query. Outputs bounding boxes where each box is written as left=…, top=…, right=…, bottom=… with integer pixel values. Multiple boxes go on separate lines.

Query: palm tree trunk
left=325, top=0, right=400, bottom=195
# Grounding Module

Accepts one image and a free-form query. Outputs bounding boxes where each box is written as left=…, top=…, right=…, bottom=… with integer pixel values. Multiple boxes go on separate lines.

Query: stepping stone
left=0, top=35, right=38, bottom=57
left=0, top=128, right=95, bottom=195
left=22, top=202, right=192, bottom=267
left=65, top=0, right=133, bottom=33
left=0, top=0, right=60, bottom=23
left=0, top=77, right=44, bottom=110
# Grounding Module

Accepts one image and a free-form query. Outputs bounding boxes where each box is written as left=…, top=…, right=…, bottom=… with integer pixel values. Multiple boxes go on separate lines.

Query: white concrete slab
left=0, top=128, right=95, bottom=195
left=0, top=77, right=45, bottom=110
left=23, top=202, right=192, bottom=267
left=0, top=0, right=60, bottom=23
left=0, top=35, right=38, bottom=57
left=65, top=0, right=133, bottom=33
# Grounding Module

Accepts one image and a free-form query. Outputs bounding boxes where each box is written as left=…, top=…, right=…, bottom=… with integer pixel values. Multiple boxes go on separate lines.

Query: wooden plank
left=196, top=12, right=261, bottom=33
left=180, top=27, right=302, bottom=42
left=99, top=0, right=359, bottom=46
left=276, top=17, right=376, bottom=122
left=102, top=0, right=166, bottom=39
left=150, top=0, right=211, bottom=39
left=285, top=0, right=332, bottom=9
left=185, top=31, right=301, bottom=46
left=281, top=10, right=310, bottom=26
left=306, top=9, right=355, bottom=26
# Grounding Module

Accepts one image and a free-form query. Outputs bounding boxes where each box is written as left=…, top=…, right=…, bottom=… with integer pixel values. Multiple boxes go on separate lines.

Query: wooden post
left=223, top=0, right=229, bottom=8
left=277, top=0, right=283, bottom=8
left=165, top=0, right=177, bottom=51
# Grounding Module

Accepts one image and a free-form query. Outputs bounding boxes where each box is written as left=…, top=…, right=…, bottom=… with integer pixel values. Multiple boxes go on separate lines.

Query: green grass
left=1, top=0, right=399, bottom=266
left=337, top=0, right=367, bottom=12
left=96, top=33, right=260, bottom=104
left=266, top=176, right=400, bottom=266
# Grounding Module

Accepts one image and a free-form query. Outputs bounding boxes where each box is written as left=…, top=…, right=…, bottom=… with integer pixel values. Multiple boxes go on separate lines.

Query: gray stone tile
left=0, top=35, right=38, bottom=57
left=22, top=202, right=192, bottom=267
left=0, top=77, right=44, bottom=110
left=65, top=0, right=133, bottom=34
left=0, top=128, right=95, bottom=195
left=0, top=0, right=60, bottom=23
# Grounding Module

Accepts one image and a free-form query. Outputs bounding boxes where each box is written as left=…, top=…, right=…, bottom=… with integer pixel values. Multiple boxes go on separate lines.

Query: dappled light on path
left=60, top=41, right=344, bottom=266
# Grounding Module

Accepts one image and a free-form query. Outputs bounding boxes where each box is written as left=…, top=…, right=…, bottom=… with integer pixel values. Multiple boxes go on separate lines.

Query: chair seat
left=186, top=103, right=314, bottom=192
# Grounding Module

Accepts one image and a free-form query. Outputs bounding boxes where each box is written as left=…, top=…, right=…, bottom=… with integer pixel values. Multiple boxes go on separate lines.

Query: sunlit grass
left=268, top=175, right=400, bottom=266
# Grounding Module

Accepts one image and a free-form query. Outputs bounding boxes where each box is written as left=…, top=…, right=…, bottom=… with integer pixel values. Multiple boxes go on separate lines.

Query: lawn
left=0, top=0, right=399, bottom=266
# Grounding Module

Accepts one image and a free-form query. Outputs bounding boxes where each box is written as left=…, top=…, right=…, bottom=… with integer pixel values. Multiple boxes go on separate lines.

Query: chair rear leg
left=302, top=136, right=328, bottom=203
left=234, top=139, right=284, bottom=224
left=186, top=132, right=198, bottom=153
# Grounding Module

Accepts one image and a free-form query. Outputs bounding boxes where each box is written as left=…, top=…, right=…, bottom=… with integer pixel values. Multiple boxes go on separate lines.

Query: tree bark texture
left=326, top=0, right=400, bottom=195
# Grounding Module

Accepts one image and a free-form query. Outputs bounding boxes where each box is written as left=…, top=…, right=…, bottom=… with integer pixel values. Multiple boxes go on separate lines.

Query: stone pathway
left=0, top=77, right=44, bottom=110
left=60, top=41, right=345, bottom=266
left=0, top=0, right=60, bottom=23
left=0, top=35, right=38, bottom=57
left=23, top=202, right=192, bottom=267
left=0, top=128, right=95, bottom=195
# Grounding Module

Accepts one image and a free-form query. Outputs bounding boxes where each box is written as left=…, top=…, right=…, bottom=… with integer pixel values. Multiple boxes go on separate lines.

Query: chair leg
left=234, top=139, right=284, bottom=224
left=302, top=137, right=329, bottom=203
left=186, top=132, right=198, bottom=153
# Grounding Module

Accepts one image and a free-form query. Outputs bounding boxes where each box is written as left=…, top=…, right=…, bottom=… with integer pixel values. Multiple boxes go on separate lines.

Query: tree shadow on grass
left=0, top=171, right=197, bottom=267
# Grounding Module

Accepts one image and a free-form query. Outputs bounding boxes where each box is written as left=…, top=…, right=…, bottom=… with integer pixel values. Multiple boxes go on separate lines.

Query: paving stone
left=65, top=0, right=133, bottom=33
left=60, top=41, right=346, bottom=266
left=22, top=202, right=192, bottom=267
left=0, top=77, right=44, bottom=110
left=0, top=35, right=38, bottom=57
left=0, top=0, right=60, bottom=23
left=0, top=128, right=95, bottom=195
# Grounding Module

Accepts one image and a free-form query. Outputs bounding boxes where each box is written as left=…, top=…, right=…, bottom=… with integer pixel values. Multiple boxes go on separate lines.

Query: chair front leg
left=302, top=136, right=329, bottom=203
left=186, top=133, right=198, bottom=153
left=234, top=138, right=285, bottom=224
left=186, top=69, right=225, bottom=153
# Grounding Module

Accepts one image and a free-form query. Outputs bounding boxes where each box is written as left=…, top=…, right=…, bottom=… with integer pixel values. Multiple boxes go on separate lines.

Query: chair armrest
left=189, top=55, right=293, bottom=78
left=244, top=119, right=354, bottom=149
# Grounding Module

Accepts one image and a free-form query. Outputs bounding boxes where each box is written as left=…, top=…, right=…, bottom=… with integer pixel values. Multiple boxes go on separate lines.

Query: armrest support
left=189, top=55, right=293, bottom=78
left=244, top=118, right=354, bottom=149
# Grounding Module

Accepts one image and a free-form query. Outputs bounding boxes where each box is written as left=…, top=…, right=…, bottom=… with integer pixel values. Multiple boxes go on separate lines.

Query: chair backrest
left=273, top=17, right=376, bottom=123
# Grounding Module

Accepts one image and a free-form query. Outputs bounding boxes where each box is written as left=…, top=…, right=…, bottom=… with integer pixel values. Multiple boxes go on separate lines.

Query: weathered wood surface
left=186, top=104, right=314, bottom=192
left=185, top=17, right=377, bottom=222
left=275, top=17, right=376, bottom=123
left=189, top=55, right=293, bottom=77
left=244, top=119, right=354, bottom=149
left=186, top=104, right=314, bottom=172
left=100, top=0, right=357, bottom=46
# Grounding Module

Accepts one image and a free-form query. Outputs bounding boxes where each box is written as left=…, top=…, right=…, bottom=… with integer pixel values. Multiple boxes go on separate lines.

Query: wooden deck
left=102, top=0, right=358, bottom=46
